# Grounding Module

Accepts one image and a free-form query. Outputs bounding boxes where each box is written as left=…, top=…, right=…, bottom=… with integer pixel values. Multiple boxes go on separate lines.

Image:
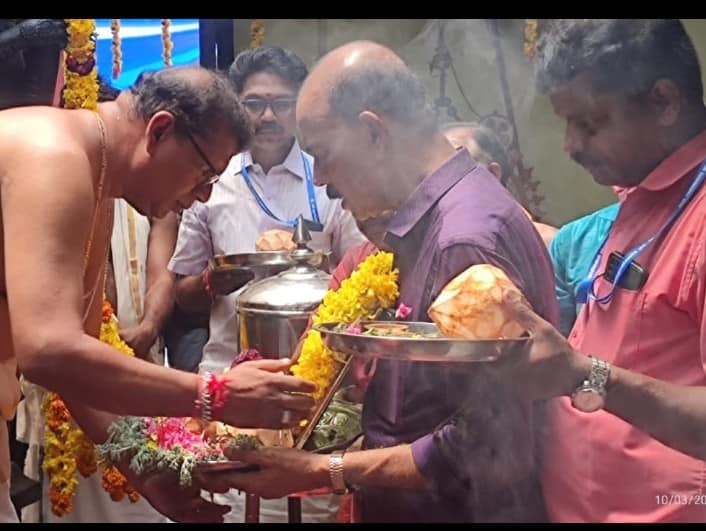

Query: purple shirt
left=359, top=149, right=558, bottom=522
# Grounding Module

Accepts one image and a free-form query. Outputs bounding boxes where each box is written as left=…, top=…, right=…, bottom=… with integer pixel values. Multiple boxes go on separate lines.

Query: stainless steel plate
left=209, top=251, right=329, bottom=280
left=208, top=251, right=295, bottom=279
left=314, top=321, right=532, bottom=364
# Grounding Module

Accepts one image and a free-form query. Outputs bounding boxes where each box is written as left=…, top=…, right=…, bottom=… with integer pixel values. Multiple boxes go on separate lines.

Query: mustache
left=256, top=122, right=284, bottom=135
left=326, top=185, right=342, bottom=199
left=571, top=152, right=601, bottom=169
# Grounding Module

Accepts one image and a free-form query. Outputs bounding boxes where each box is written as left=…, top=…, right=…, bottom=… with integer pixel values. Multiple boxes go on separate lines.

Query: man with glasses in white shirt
left=168, top=46, right=365, bottom=523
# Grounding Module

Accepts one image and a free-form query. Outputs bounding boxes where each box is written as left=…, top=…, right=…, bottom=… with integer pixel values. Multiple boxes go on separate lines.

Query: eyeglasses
left=241, top=97, right=297, bottom=117
left=184, top=129, right=221, bottom=187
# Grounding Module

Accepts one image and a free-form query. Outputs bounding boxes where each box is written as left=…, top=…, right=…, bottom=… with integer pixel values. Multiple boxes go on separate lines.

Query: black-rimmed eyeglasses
left=241, top=97, right=297, bottom=117
left=184, top=129, right=221, bottom=187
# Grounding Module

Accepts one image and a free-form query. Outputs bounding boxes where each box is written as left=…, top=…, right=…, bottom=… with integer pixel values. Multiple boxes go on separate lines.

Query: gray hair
left=441, top=121, right=512, bottom=186
left=536, top=19, right=703, bottom=103
left=329, top=64, right=436, bottom=130
left=129, top=67, right=252, bottom=149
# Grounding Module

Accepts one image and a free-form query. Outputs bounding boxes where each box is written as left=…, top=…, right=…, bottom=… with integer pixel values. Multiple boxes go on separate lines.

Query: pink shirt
left=544, top=130, right=706, bottom=522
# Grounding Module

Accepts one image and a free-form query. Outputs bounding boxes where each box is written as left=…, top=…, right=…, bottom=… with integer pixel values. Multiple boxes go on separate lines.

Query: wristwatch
left=328, top=450, right=348, bottom=495
left=571, top=356, right=611, bottom=413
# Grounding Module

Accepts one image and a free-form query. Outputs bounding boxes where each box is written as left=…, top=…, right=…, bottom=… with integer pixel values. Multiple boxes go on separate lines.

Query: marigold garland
left=250, top=19, right=265, bottom=48
left=43, top=301, right=140, bottom=516
left=110, top=19, right=122, bottom=79
left=62, top=19, right=99, bottom=111
left=161, top=19, right=173, bottom=67
left=43, top=22, right=102, bottom=515
left=292, top=251, right=399, bottom=402
left=524, top=19, right=539, bottom=61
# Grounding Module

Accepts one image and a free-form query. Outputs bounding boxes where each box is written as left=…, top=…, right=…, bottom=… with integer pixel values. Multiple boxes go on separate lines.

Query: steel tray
left=314, top=321, right=532, bottom=364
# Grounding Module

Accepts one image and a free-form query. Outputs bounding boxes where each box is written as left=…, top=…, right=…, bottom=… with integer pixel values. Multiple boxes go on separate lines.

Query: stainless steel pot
left=236, top=218, right=331, bottom=359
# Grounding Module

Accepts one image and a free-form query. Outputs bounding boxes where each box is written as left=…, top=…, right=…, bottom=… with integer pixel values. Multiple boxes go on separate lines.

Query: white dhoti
left=111, top=200, right=164, bottom=366
left=0, top=420, right=19, bottom=523
left=42, top=471, right=164, bottom=524
left=16, top=377, right=43, bottom=523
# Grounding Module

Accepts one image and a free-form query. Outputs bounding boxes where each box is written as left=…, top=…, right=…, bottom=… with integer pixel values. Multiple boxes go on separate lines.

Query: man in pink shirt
left=501, top=19, right=706, bottom=522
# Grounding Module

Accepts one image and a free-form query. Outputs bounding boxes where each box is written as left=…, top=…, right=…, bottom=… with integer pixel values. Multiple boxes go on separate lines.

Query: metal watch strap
left=588, top=356, right=610, bottom=394
left=197, top=372, right=213, bottom=424
left=329, top=450, right=347, bottom=495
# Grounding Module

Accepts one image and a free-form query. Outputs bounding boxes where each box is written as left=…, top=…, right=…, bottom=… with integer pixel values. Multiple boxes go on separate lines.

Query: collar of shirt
left=385, top=149, right=477, bottom=240
left=639, top=128, right=706, bottom=192
left=231, top=138, right=307, bottom=181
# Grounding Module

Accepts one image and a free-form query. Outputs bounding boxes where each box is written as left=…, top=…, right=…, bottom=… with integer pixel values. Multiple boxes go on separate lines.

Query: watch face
left=573, top=389, right=604, bottom=413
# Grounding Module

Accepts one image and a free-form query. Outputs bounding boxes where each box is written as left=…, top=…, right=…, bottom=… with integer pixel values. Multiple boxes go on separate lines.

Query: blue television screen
left=95, top=19, right=200, bottom=89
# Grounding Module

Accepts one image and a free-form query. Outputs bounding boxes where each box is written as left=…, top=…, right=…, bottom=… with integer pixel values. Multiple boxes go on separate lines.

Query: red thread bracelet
left=207, top=373, right=230, bottom=417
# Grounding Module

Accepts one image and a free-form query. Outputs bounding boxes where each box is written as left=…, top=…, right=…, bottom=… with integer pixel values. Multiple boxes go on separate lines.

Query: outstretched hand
left=128, top=467, right=231, bottom=523
left=197, top=446, right=329, bottom=500
left=219, top=358, right=317, bottom=429
left=495, top=291, right=590, bottom=400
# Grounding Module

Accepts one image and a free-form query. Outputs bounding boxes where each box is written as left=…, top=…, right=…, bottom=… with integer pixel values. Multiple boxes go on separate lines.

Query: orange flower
left=76, top=457, right=97, bottom=477
left=75, top=434, right=98, bottom=477
left=49, top=486, right=73, bottom=516
left=127, top=488, right=140, bottom=503
left=49, top=399, right=70, bottom=422
left=101, top=466, right=129, bottom=501
left=102, top=299, right=114, bottom=323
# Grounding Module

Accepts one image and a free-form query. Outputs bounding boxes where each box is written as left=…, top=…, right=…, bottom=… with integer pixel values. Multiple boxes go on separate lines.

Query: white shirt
left=168, top=140, right=366, bottom=375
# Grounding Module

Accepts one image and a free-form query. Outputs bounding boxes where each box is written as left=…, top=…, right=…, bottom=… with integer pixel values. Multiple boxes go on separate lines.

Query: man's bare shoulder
left=0, top=106, right=90, bottom=158
left=0, top=106, right=94, bottom=192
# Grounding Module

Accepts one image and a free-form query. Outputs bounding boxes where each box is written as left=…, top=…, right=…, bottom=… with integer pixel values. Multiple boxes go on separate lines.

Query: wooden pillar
left=199, top=19, right=235, bottom=71
left=287, top=496, right=302, bottom=523
left=244, top=493, right=260, bottom=523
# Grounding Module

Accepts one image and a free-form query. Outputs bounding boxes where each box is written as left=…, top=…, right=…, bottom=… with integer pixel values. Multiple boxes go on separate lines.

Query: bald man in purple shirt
left=219, top=41, right=558, bottom=523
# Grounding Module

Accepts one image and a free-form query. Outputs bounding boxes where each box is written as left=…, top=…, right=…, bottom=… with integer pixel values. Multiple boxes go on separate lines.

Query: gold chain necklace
left=82, top=112, right=111, bottom=324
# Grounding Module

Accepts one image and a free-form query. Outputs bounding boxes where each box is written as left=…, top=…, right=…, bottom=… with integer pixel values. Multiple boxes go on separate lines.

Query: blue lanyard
left=576, top=158, right=706, bottom=305
left=241, top=154, right=321, bottom=228
left=574, top=224, right=613, bottom=305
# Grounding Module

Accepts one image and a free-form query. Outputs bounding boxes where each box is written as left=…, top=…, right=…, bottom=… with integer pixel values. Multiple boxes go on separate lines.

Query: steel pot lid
left=237, top=264, right=331, bottom=313
left=236, top=215, right=332, bottom=313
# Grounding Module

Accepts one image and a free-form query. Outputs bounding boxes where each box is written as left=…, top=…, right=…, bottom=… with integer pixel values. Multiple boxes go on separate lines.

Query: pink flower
left=230, top=349, right=263, bottom=369
left=395, top=303, right=412, bottom=320
left=346, top=323, right=363, bottom=335
left=146, top=417, right=203, bottom=452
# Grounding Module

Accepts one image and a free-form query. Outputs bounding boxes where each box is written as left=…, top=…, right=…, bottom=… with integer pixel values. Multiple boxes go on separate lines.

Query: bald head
left=307, top=40, right=405, bottom=89
left=298, top=41, right=434, bottom=130
left=296, top=41, right=448, bottom=223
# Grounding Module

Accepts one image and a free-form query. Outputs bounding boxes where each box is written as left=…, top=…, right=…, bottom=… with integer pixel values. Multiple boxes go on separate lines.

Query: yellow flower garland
left=292, top=250, right=399, bottom=402
left=111, top=19, right=122, bottom=79
left=63, top=19, right=99, bottom=111
left=524, top=19, right=539, bottom=61
left=250, top=19, right=265, bottom=49
left=43, top=19, right=101, bottom=516
left=161, top=19, right=173, bottom=67
left=43, top=301, right=140, bottom=516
